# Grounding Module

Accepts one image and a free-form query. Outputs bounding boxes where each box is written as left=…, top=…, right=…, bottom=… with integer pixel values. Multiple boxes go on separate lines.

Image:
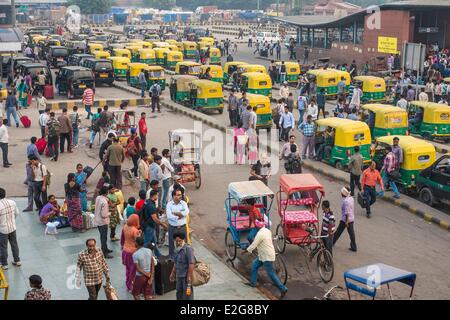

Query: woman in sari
left=75, top=164, right=88, bottom=212
left=17, top=79, right=29, bottom=109
left=120, top=214, right=141, bottom=292
left=108, top=185, right=120, bottom=241
left=64, top=173, right=85, bottom=232
left=39, top=195, right=60, bottom=224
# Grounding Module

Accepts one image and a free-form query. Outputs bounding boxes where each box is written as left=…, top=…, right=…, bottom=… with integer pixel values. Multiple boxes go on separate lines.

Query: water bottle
left=186, top=284, right=192, bottom=297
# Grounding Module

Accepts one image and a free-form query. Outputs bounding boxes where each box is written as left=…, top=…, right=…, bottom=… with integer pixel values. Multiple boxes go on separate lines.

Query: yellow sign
left=378, top=36, right=398, bottom=54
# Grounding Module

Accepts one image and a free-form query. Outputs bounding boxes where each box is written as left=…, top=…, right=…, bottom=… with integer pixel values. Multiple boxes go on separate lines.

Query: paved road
left=3, top=102, right=449, bottom=299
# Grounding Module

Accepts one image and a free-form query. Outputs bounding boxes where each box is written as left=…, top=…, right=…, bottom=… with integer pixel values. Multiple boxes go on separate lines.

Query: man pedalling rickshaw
left=224, top=180, right=288, bottom=285
left=275, top=173, right=334, bottom=283
left=169, top=129, right=202, bottom=189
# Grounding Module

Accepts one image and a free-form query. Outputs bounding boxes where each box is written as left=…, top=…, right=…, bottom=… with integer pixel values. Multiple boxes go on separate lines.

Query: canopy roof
left=228, top=180, right=274, bottom=201
left=279, top=174, right=325, bottom=196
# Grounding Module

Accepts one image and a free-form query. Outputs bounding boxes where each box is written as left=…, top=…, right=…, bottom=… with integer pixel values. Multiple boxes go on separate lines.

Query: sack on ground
left=82, top=212, right=95, bottom=229
left=45, top=221, right=60, bottom=235
left=104, top=284, right=119, bottom=300
left=192, top=261, right=211, bottom=287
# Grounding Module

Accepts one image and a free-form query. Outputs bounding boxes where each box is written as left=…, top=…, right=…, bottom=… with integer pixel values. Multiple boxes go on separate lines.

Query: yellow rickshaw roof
left=172, top=75, right=198, bottom=81
left=376, top=135, right=435, bottom=153
left=242, top=72, right=270, bottom=79
left=225, top=61, right=246, bottom=67
left=147, top=65, right=164, bottom=71
left=191, top=79, right=222, bottom=88
left=307, top=69, right=336, bottom=78
left=244, top=64, right=266, bottom=71
left=177, top=61, right=201, bottom=67
left=89, top=43, right=103, bottom=47
left=354, top=76, right=385, bottom=83
left=109, top=56, right=130, bottom=63
left=154, top=47, right=170, bottom=52
left=138, top=48, right=155, bottom=53
left=173, top=75, right=198, bottom=90
left=410, top=101, right=450, bottom=112
left=167, top=51, right=183, bottom=58
left=114, top=48, right=131, bottom=52
left=443, top=77, right=450, bottom=83
left=316, top=118, right=370, bottom=131
left=362, top=104, right=406, bottom=114
left=128, top=62, right=148, bottom=69
left=276, top=61, right=300, bottom=67
left=201, top=65, right=223, bottom=71
left=245, top=93, right=270, bottom=104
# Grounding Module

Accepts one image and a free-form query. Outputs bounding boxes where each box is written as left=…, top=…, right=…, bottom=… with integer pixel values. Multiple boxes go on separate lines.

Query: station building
left=275, top=1, right=450, bottom=67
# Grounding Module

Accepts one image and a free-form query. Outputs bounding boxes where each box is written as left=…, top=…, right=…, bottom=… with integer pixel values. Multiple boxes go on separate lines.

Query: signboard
left=378, top=36, right=398, bottom=54
left=402, top=42, right=426, bottom=73
left=418, top=27, right=439, bottom=34
left=0, top=0, right=12, bottom=4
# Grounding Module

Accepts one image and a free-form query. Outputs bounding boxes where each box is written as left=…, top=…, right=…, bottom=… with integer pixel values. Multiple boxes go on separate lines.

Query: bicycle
left=303, top=229, right=334, bottom=283
left=313, top=285, right=343, bottom=300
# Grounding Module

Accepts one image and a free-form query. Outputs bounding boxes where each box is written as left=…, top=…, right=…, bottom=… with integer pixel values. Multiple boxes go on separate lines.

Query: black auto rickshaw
left=68, top=54, right=94, bottom=66
left=58, top=66, right=95, bottom=99
left=82, top=58, right=114, bottom=86
left=46, top=46, right=69, bottom=68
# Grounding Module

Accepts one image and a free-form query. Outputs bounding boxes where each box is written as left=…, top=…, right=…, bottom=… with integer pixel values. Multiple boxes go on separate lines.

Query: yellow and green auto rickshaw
left=183, top=41, right=198, bottom=59
left=200, top=65, right=224, bottom=83
left=200, top=47, right=221, bottom=65
left=307, top=69, right=338, bottom=97
left=125, top=42, right=144, bottom=49
left=361, top=104, right=408, bottom=138
left=170, top=75, right=199, bottom=103
left=138, top=48, right=156, bottom=65
left=350, top=76, right=386, bottom=103
left=126, top=46, right=142, bottom=63
left=88, top=43, right=104, bottom=54
left=407, top=101, right=450, bottom=141
left=198, top=37, right=215, bottom=47
left=275, top=61, right=300, bottom=84
left=374, top=135, right=436, bottom=192
left=167, top=44, right=181, bottom=52
left=240, top=93, right=272, bottom=131
left=188, top=79, right=224, bottom=113
left=137, top=41, right=153, bottom=49
left=315, top=117, right=372, bottom=170
left=147, top=65, right=166, bottom=90
left=109, top=56, right=131, bottom=80
left=164, top=51, right=184, bottom=70
left=334, top=69, right=351, bottom=90
left=165, top=39, right=177, bottom=45
left=224, top=61, right=246, bottom=84
left=93, top=50, right=111, bottom=59
left=238, top=64, right=267, bottom=75
left=240, top=72, right=272, bottom=97
left=152, top=41, right=170, bottom=48
left=113, top=48, right=132, bottom=59
left=127, top=62, right=148, bottom=88
left=127, top=63, right=166, bottom=90
left=154, top=47, right=171, bottom=66
left=175, top=61, right=202, bottom=76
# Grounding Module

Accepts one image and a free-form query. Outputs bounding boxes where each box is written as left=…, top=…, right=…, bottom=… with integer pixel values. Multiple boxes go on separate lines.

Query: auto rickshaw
left=93, top=50, right=111, bottom=59
left=135, top=41, right=152, bottom=49
left=152, top=41, right=169, bottom=48
left=127, top=63, right=164, bottom=89
left=361, top=104, right=408, bottom=138
left=88, top=43, right=104, bottom=54
left=188, top=80, right=224, bottom=113
left=350, top=76, right=386, bottom=103
left=125, top=42, right=144, bottom=49
left=126, top=46, right=142, bottom=62
left=167, top=40, right=183, bottom=51
left=307, top=69, right=338, bottom=97
left=147, top=65, right=166, bottom=90
left=416, top=153, right=450, bottom=206
left=199, top=65, right=224, bottom=83
left=154, top=47, right=171, bottom=65
left=166, top=39, right=177, bottom=45
left=198, top=37, right=215, bottom=47
left=138, top=48, right=156, bottom=65
left=239, top=64, right=267, bottom=75
left=240, top=72, right=272, bottom=97
left=224, top=61, right=246, bottom=84
left=175, top=61, right=202, bottom=76
left=275, top=61, right=300, bottom=84
left=164, top=50, right=184, bottom=70
left=373, top=135, right=436, bottom=193
left=183, top=41, right=198, bottom=58
left=170, top=75, right=199, bottom=103
left=407, top=101, right=450, bottom=141
left=167, top=44, right=181, bottom=52
left=334, top=69, right=351, bottom=90
left=315, top=118, right=372, bottom=170
left=113, top=48, right=131, bottom=59
left=242, top=93, right=272, bottom=131
left=109, top=56, right=130, bottom=80
left=199, top=47, right=221, bottom=65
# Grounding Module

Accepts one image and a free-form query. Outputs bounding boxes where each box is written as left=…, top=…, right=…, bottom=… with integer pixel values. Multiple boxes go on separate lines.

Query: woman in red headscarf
left=121, top=214, right=141, bottom=292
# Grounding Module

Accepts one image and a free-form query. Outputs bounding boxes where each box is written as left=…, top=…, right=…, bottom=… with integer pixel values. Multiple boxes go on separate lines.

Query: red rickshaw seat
left=279, top=198, right=314, bottom=206
left=282, top=210, right=318, bottom=224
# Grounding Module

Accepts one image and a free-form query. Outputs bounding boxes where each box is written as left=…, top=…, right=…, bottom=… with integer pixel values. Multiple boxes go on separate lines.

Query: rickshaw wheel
left=274, top=254, right=288, bottom=286
left=335, top=161, right=344, bottom=171
left=225, top=229, right=237, bottom=261
left=218, top=109, right=223, bottom=114
left=275, top=224, right=286, bottom=254
left=419, top=187, right=437, bottom=207
left=307, top=224, right=320, bottom=252
left=317, top=249, right=334, bottom=283
left=195, top=167, right=201, bottom=189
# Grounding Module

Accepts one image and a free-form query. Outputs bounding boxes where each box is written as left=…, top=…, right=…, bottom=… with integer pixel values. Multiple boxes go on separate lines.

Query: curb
left=46, top=98, right=151, bottom=111
left=301, top=161, right=450, bottom=232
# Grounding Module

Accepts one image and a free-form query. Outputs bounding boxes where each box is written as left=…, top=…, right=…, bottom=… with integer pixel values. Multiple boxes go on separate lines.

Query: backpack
left=184, top=247, right=211, bottom=287
left=72, top=113, right=79, bottom=130
left=151, top=84, right=160, bottom=97
left=48, top=119, right=61, bottom=137
left=40, top=164, right=52, bottom=187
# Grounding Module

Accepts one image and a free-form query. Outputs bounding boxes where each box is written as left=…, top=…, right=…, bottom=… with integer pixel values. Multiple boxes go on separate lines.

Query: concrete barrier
left=46, top=97, right=150, bottom=111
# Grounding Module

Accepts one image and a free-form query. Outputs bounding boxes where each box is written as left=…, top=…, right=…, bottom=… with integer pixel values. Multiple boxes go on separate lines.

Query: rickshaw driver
left=239, top=198, right=263, bottom=243
left=316, top=126, right=335, bottom=161
left=408, top=108, right=424, bottom=130
left=172, top=136, right=186, bottom=167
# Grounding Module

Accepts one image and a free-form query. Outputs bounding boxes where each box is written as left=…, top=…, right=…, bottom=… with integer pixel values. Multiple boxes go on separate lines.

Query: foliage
left=67, top=0, right=112, bottom=14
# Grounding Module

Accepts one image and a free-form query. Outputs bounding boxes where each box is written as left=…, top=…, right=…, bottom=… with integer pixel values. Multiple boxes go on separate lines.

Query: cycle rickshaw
left=169, top=129, right=202, bottom=189
left=275, top=173, right=334, bottom=282
left=225, top=180, right=287, bottom=285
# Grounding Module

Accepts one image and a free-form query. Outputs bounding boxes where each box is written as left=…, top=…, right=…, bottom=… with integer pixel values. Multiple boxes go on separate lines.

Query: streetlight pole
left=277, top=0, right=279, bottom=17
left=11, top=0, right=16, bottom=27
left=257, top=0, right=260, bottom=11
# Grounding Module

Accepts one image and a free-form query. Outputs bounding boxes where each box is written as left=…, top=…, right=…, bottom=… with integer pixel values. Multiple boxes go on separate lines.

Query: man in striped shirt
left=0, top=188, right=21, bottom=270
left=320, top=200, right=335, bottom=254
left=82, top=86, right=95, bottom=120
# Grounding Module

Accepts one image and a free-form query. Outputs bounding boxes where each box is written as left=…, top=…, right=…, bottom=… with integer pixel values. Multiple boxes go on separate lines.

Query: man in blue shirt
left=5, top=91, right=19, bottom=128
left=298, top=115, right=316, bottom=159
left=141, top=190, right=167, bottom=257
left=26, top=137, right=41, bottom=162
left=317, top=88, right=326, bottom=119
left=166, top=189, right=190, bottom=258
left=297, top=92, right=308, bottom=123
left=279, top=105, right=295, bottom=142
left=170, top=232, right=195, bottom=300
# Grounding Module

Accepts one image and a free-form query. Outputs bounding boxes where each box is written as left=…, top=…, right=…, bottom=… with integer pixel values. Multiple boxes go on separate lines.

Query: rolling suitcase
left=27, top=93, right=33, bottom=107
left=357, top=191, right=368, bottom=209
left=44, top=84, right=54, bottom=99
left=36, top=138, right=47, bottom=154
left=154, top=256, right=176, bottom=295
left=17, top=110, right=31, bottom=128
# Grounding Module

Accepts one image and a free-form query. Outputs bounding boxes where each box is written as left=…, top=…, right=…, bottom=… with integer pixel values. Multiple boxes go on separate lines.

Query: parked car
left=57, top=66, right=95, bottom=99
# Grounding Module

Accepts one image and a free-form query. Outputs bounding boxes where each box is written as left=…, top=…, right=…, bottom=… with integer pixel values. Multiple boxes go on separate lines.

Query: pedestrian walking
left=0, top=188, right=21, bottom=270
left=107, top=185, right=121, bottom=242
left=333, top=187, right=357, bottom=252
left=297, top=92, right=308, bottom=124
left=348, top=146, right=363, bottom=196
left=39, top=109, right=50, bottom=139
left=94, top=187, right=113, bottom=258
left=106, top=137, right=125, bottom=189
left=138, top=112, right=147, bottom=150
left=75, top=238, right=111, bottom=300
left=303, top=47, right=309, bottom=64
left=35, top=92, right=48, bottom=115
left=30, top=156, right=48, bottom=214
left=5, top=90, right=19, bottom=128
left=58, top=108, right=73, bottom=154
left=276, top=43, right=281, bottom=60
left=320, top=200, right=335, bottom=254
left=23, top=157, right=34, bottom=212
left=170, top=232, right=195, bottom=300
left=279, top=105, right=295, bottom=142
left=126, top=128, right=143, bottom=178
left=361, top=161, right=384, bottom=218
left=138, top=69, right=147, bottom=98
left=166, top=189, right=189, bottom=259
left=89, top=108, right=102, bottom=148
left=306, top=97, right=318, bottom=120
left=150, top=81, right=161, bottom=113
left=82, top=85, right=95, bottom=120
left=46, top=112, right=60, bottom=161
left=149, top=155, right=163, bottom=206
left=141, top=190, right=167, bottom=256
left=379, top=145, right=401, bottom=199
left=161, top=149, right=174, bottom=210
left=0, top=117, right=12, bottom=168
left=132, top=237, right=155, bottom=300
left=298, top=115, right=315, bottom=160
left=278, top=61, right=287, bottom=83
left=121, top=214, right=141, bottom=292
left=138, top=151, right=150, bottom=192
left=75, top=164, right=89, bottom=212
left=279, top=82, right=290, bottom=100
left=317, top=88, right=326, bottom=119
left=24, top=275, right=51, bottom=300
left=246, top=220, right=288, bottom=299
left=70, top=106, right=81, bottom=149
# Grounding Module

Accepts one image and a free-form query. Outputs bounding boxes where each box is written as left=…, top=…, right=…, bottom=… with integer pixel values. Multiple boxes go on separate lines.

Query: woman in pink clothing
left=121, top=214, right=141, bottom=292
left=234, top=127, right=247, bottom=165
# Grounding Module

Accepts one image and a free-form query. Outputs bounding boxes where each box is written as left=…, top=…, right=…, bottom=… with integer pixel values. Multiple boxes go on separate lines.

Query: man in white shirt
left=0, top=188, right=21, bottom=270
left=350, top=85, right=362, bottom=110
left=30, top=156, right=48, bottom=213
left=279, top=82, right=289, bottom=100
left=166, top=189, right=189, bottom=258
left=306, top=99, right=318, bottom=120
left=0, top=117, right=12, bottom=168
left=246, top=221, right=288, bottom=298
left=39, top=109, right=50, bottom=139
left=161, top=149, right=175, bottom=210
left=396, top=94, right=408, bottom=110
left=418, top=88, right=429, bottom=102
left=138, top=151, right=150, bottom=192
left=94, top=186, right=113, bottom=258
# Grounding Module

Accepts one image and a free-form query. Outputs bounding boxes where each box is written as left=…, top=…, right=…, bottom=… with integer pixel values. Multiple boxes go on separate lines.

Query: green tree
left=143, top=0, right=176, bottom=10
left=67, top=0, right=112, bottom=14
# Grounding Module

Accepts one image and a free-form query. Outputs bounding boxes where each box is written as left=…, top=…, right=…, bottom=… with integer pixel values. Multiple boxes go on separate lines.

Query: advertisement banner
left=378, top=36, right=398, bottom=54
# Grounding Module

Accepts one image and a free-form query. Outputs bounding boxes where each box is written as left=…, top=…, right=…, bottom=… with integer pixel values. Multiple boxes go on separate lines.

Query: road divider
left=46, top=97, right=151, bottom=111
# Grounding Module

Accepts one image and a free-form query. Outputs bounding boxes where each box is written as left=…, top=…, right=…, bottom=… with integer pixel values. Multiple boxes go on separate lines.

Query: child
left=125, top=197, right=136, bottom=219
left=245, top=198, right=263, bottom=243
left=321, top=200, right=335, bottom=254
left=92, top=171, right=110, bottom=204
